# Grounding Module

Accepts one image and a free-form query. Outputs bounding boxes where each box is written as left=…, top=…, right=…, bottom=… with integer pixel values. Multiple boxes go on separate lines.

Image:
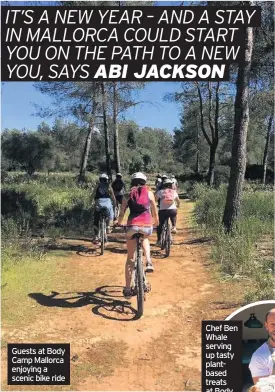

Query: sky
left=1, top=82, right=182, bottom=132
left=1, top=0, right=185, bottom=133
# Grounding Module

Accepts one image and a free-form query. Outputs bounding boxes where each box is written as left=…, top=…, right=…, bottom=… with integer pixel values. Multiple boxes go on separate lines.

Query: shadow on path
left=29, top=286, right=138, bottom=321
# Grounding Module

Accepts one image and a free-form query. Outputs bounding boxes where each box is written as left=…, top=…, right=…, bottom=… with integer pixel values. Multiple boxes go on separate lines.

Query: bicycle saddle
left=132, top=233, right=144, bottom=239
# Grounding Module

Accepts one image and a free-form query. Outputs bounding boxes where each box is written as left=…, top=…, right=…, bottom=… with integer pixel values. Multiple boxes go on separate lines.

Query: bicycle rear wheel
left=161, top=220, right=168, bottom=250
left=100, top=217, right=105, bottom=255
left=165, top=222, right=171, bottom=258
left=136, top=242, right=144, bottom=318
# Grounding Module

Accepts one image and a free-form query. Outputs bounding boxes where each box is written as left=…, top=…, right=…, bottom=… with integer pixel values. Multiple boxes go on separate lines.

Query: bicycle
left=116, top=225, right=153, bottom=318
left=160, top=218, right=172, bottom=258
left=97, top=207, right=109, bottom=255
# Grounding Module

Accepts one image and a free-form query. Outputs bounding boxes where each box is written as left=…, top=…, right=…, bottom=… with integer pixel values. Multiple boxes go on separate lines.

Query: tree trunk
left=207, top=82, right=220, bottom=187
left=101, top=82, right=112, bottom=180
left=208, top=142, right=217, bottom=187
left=78, top=98, right=98, bottom=183
left=113, top=82, right=121, bottom=173
left=196, top=82, right=211, bottom=147
left=78, top=124, right=94, bottom=183
left=262, top=115, right=273, bottom=184
left=195, top=116, right=200, bottom=174
left=27, top=162, right=35, bottom=176
left=222, top=27, right=254, bottom=233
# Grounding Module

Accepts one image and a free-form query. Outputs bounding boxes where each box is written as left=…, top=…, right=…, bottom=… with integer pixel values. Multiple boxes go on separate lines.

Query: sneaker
left=107, top=226, right=112, bottom=234
left=144, top=282, right=151, bottom=293
left=156, top=241, right=161, bottom=247
left=92, top=236, right=100, bottom=244
left=123, top=287, right=134, bottom=299
left=171, top=227, right=177, bottom=234
left=145, top=261, right=154, bottom=273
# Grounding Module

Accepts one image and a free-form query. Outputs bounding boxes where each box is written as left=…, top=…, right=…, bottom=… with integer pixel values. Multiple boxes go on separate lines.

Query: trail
left=1, top=200, right=242, bottom=391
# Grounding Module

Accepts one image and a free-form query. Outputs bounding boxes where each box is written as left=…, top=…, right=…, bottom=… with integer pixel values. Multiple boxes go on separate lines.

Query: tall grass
left=193, top=182, right=274, bottom=303
left=1, top=172, right=99, bottom=272
left=2, top=172, right=98, bottom=237
left=1, top=217, right=47, bottom=274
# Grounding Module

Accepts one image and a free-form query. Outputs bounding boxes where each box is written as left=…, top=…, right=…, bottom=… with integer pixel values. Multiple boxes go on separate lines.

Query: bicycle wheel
left=161, top=220, right=167, bottom=250
left=165, top=221, right=171, bottom=258
left=100, top=217, right=105, bottom=255
left=135, top=240, right=144, bottom=318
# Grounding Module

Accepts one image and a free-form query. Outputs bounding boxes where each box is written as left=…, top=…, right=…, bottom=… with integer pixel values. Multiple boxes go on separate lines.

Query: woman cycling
left=156, top=178, right=180, bottom=246
left=116, top=172, right=159, bottom=299
left=92, top=173, right=116, bottom=243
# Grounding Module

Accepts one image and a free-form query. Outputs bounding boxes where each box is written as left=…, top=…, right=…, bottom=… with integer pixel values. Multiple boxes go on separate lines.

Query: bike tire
left=165, top=222, right=171, bottom=258
left=136, top=246, right=144, bottom=318
left=161, top=220, right=167, bottom=250
left=100, top=218, right=105, bottom=255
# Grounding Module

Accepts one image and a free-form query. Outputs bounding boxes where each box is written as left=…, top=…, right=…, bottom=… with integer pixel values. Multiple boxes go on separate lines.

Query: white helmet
left=99, top=173, right=108, bottom=180
left=116, top=173, right=122, bottom=177
left=132, top=172, right=147, bottom=182
left=171, top=175, right=175, bottom=178
left=157, top=178, right=162, bottom=183
left=162, top=174, right=168, bottom=179
left=163, top=178, right=173, bottom=185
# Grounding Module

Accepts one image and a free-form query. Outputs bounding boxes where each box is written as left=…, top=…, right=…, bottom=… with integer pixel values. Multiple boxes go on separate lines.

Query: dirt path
left=1, top=200, right=243, bottom=391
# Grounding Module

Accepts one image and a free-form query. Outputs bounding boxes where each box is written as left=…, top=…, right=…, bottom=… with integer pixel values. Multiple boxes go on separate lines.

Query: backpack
left=160, top=189, right=175, bottom=205
left=128, top=186, right=149, bottom=214
left=97, top=183, right=109, bottom=197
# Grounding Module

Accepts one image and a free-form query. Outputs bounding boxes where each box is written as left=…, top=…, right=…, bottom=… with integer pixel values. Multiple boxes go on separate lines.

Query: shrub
left=194, top=183, right=274, bottom=302
left=213, top=165, right=230, bottom=187
left=1, top=172, right=97, bottom=236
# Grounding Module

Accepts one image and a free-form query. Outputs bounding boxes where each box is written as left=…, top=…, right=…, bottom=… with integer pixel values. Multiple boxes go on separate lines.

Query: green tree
left=2, top=130, right=53, bottom=175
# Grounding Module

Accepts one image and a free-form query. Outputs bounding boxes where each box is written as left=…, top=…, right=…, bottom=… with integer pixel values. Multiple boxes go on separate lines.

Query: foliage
left=1, top=129, right=53, bottom=175
left=2, top=119, right=176, bottom=176
left=193, top=183, right=274, bottom=301
left=1, top=172, right=97, bottom=237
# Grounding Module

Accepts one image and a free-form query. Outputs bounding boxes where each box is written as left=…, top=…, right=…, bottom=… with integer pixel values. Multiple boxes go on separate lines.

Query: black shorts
left=115, top=195, right=123, bottom=205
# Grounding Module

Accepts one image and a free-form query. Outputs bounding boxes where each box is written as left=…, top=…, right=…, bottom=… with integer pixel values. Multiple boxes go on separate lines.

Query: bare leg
left=142, top=237, right=154, bottom=272
left=142, top=238, right=151, bottom=263
left=125, top=238, right=136, bottom=288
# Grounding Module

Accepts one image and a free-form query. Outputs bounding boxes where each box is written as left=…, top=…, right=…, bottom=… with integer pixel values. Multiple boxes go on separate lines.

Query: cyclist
left=156, top=178, right=180, bottom=246
left=155, top=174, right=162, bottom=188
left=171, top=175, right=178, bottom=191
left=111, top=173, right=126, bottom=216
left=116, top=172, right=159, bottom=299
left=155, top=174, right=168, bottom=200
left=160, top=174, right=168, bottom=188
left=155, top=177, right=162, bottom=193
left=92, top=173, right=116, bottom=243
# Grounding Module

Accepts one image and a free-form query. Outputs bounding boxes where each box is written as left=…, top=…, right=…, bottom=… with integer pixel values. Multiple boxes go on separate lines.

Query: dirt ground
left=1, top=200, right=245, bottom=391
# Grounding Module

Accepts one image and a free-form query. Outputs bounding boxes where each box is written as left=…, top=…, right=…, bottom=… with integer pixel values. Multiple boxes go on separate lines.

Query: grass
left=2, top=172, right=97, bottom=238
left=2, top=250, right=68, bottom=327
left=192, top=182, right=274, bottom=303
